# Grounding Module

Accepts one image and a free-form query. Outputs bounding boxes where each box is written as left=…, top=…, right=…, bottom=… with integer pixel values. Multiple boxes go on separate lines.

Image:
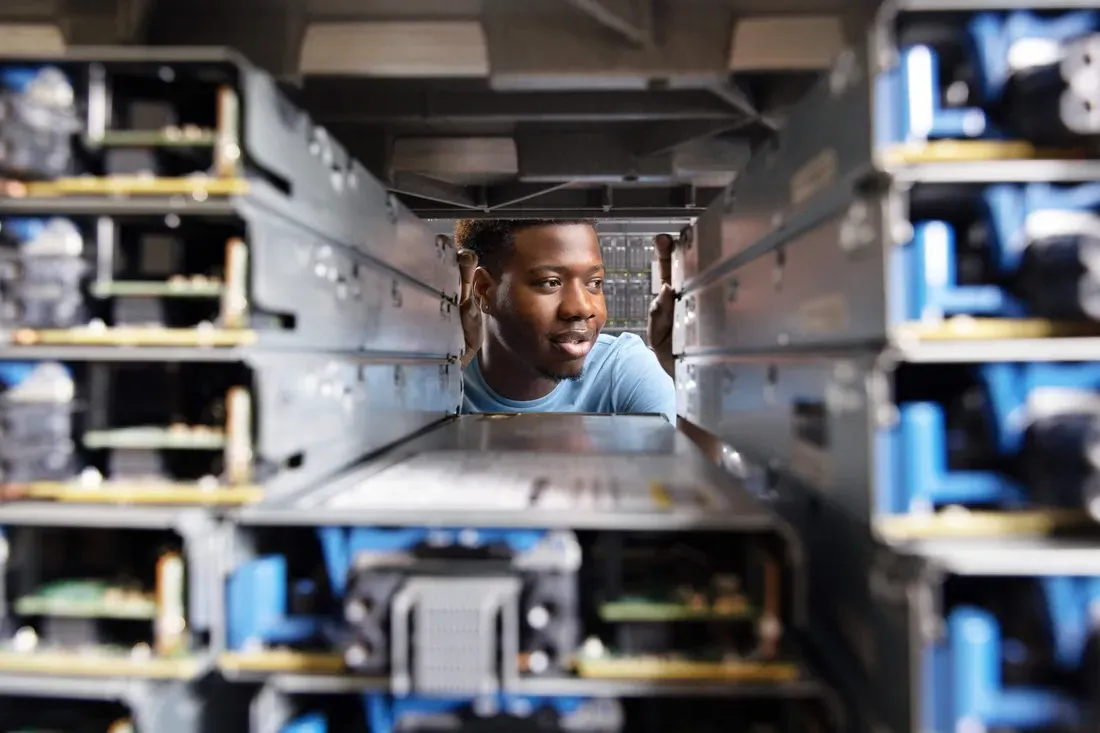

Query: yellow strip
left=0, top=651, right=201, bottom=678
left=576, top=658, right=799, bottom=682
left=649, top=481, right=672, bottom=509
left=219, top=651, right=350, bottom=675
left=896, top=318, right=1100, bottom=342
left=10, top=327, right=257, bottom=347
left=882, top=140, right=1090, bottom=165
left=5, top=177, right=249, bottom=198
left=13, top=482, right=263, bottom=505
left=877, top=509, right=1091, bottom=540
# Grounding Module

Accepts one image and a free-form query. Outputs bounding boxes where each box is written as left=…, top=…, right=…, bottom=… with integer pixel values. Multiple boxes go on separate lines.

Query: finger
left=678, top=225, right=693, bottom=250
left=458, top=249, right=478, bottom=305
left=654, top=233, right=675, bottom=259
left=648, top=283, right=675, bottom=316
left=654, top=234, right=674, bottom=285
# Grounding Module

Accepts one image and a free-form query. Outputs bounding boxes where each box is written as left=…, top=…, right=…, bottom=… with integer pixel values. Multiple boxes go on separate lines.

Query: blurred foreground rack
left=670, top=1, right=1100, bottom=731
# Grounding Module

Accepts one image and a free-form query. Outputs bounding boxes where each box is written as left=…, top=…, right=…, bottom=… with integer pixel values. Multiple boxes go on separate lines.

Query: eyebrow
left=526, top=264, right=605, bottom=276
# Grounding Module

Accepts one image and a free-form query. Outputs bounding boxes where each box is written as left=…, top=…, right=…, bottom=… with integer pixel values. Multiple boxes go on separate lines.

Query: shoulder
left=595, top=331, right=648, bottom=358
left=596, top=331, right=656, bottom=367
left=579, top=333, right=655, bottom=387
left=598, top=333, right=676, bottom=422
left=592, top=332, right=666, bottom=385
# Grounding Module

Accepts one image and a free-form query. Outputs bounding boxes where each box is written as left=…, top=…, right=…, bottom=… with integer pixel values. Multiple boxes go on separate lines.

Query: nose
left=558, top=279, right=597, bottom=322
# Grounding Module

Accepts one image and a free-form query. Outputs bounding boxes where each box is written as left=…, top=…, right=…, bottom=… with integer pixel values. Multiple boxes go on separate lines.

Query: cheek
left=594, top=292, right=608, bottom=317
left=507, top=291, right=557, bottom=328
left=493, top=292, right=553, bottom=346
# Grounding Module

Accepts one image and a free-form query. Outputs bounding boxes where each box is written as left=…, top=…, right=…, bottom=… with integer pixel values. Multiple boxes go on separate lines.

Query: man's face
left=482, top=223, right=607, bottom=381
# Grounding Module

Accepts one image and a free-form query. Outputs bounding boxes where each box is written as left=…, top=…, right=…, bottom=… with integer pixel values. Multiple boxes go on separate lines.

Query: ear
left=471, top=267, right=497, bottom=315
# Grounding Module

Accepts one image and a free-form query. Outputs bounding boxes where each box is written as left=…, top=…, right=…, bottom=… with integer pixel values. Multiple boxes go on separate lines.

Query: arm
left=611, top=335, right=678, bottom=424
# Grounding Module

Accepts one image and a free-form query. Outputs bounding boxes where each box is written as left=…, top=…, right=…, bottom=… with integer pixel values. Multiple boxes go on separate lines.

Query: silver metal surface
left=906, top=539, right=1100, bottom=576
left=890, top=160, right=1100, bottom=184
left=0, top=674, right=141, bottom=699
left=264, top=666, right=830, bottom=699
left=0, top=353, right=461, bottom=511
left=238, top=414, right=780, bottom=531
left=680, top=194, right=889, bottom=354
left=241, top=201, right=460, bottom=355
left=0, top=48, right=458, bottom=298
left=677, top=45, right=877, bottom=288
left=891, top=0, right=1100, bottom=10
left=0, top=502, right=182, bottom=528
left=675, top=31, right=1100, bottom=311
left=391, top=576, right=520, bottom=697
left=0, top=196, right=239, bottom=217
left=678, top=354, right=880, bottom=523
left=249, top=354, right=462, bottom=498
left=676, top=169, right=1100, bottom=357
left=890, top=337, right=1100, bottom=363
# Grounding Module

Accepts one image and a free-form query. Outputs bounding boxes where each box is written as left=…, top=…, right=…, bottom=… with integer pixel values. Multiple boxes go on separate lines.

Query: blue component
left=225, top=555, right=325, bottom=651
left=969, top=11, right=1100, bottom=101
left=225, top=527, right=548, bottom=651
left=884, top=363, right=1100, bottom=515
left=875, top=10, right=1100, bottom=146
left=896, top=182, right=1100, bottom=323
left=924, top=576, right=1100, bottom=731
left=900, top=221, right=1023, bottom=323
left=0, top=218, right=54, bottom=243
left=364, top=695, right=590, bottom=733
left=0, top=362, right=41, bottom=389
left=317, top=527, right=548, bottom=596
left=279, top=713, right=327, bottom=733
left=0, top=68, right=43, bottom=93
left=983, top=182, right=1100, bottom=272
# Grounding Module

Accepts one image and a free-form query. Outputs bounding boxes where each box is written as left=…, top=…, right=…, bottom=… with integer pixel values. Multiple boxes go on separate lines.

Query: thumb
left=650, top=282, right=675, bottom=315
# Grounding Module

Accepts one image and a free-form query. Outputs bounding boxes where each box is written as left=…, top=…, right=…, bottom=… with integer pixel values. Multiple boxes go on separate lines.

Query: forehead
left=510, top=224, right=601, bottom=267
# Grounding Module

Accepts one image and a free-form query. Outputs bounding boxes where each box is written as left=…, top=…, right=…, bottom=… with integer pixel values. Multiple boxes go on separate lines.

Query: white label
left=799, top=294, right=849, bottom=334
left=790, top=148, right=838, bottom=207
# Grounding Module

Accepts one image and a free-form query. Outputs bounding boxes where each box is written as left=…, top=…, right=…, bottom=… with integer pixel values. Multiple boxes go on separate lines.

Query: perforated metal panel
left=390, top=576, right=521, bottom=697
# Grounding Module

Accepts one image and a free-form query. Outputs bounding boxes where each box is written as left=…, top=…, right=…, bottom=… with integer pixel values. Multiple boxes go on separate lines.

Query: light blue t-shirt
left=462, top=332, right=677, bottom=423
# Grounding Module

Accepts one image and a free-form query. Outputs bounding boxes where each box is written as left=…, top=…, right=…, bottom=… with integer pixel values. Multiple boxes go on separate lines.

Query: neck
left=479, top=334, right=558, bottom=402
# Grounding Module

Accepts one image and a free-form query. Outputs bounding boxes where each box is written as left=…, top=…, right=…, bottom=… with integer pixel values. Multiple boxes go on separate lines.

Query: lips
left=549, top=332, right=594, bottom=359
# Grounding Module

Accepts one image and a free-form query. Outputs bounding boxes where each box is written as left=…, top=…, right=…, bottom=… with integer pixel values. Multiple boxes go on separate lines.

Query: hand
left=457, top=245, right=483, bottom=367
left=646, top=226, right=691, bottom=377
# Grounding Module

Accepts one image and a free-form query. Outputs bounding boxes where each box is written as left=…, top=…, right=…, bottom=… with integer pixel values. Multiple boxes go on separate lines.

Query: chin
left=537, top=363, right=585, bottom=382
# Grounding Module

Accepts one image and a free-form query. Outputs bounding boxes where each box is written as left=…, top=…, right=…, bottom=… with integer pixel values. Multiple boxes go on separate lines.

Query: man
left=455, top=219, right=679, bottom=423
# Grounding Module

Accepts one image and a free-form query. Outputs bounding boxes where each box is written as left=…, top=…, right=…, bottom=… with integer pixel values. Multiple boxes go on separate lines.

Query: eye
left=534, top=278, right=562, bottom=290
left=589, top=278, right=603, bottom=291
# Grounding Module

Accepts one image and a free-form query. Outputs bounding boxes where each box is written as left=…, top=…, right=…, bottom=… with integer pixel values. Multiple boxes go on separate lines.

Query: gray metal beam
left=632, top=119, right=748, bottom=156
left=707, top=81, right=779, bottom=130
left=381, top=126, right=748, bottom=186
left=400, top=183, right=722, bottom=219
left=561, top=0, right=654, bottom=47
left=488, top=181, right=577, bottom=210
left=390, top=172, right=481, bottom=210
left=41, top=0, right=151, bottom=44
left=481, top=1, right=735, bottom=90
left=143, top=0, right=307, bottom=76
left=302, top=79, right=739, bottom=125
left=513, top=126, right=675, bottom=183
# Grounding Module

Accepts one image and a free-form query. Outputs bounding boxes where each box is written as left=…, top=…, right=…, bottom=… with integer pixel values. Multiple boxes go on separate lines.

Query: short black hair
left=454, top=219, right=597, bottom=275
